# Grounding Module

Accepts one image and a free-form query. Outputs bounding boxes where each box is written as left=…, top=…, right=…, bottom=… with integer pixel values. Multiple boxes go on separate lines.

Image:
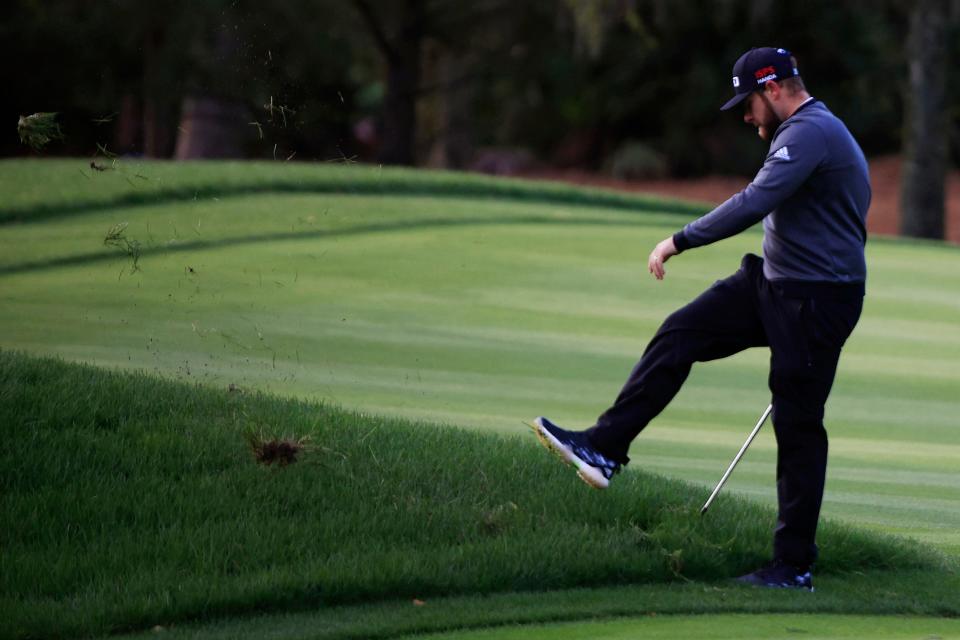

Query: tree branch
left=350, top=0, right=398, bottom=62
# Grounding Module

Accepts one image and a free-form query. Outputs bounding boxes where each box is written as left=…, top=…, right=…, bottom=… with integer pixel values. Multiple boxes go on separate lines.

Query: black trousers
left=586, top=254, right=863, bottom=568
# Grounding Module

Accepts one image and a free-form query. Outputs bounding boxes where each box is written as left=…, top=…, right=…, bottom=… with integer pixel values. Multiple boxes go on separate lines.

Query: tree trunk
left=900, top=0, right=947, bottom=240
left=174, top=23, right=248, bottom=159
left=425, top=50, right=475, bottom=169
left=114, top=93, right=141, bottom=154
left=174, top=97, right=248, bottom=159
left=439, top=52, right=475, bottom=169
left=143, top=26, right=174, bottom=158
left=379, top=0, right=423, bottom=165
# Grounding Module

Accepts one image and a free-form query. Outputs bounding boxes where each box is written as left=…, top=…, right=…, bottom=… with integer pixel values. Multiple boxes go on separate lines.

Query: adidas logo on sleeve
left=773, top=146, right=791, bottom=161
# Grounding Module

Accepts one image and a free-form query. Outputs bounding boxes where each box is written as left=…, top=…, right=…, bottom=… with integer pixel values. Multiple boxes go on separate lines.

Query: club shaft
left=699, top=404, right=773, bottom=515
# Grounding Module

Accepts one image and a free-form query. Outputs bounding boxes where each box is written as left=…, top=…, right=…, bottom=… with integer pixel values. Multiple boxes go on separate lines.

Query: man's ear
left=763, top=80, right=782, bottom=100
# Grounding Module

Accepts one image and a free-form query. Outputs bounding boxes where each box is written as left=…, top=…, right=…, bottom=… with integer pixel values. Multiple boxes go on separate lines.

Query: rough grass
left=0, top=350, right=948, bottom=640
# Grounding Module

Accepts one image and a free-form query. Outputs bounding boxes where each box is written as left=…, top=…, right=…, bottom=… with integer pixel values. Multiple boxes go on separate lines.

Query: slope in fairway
left=1, top=160, right=958, bottom=559
left=7, top=351, right=953, bottom=640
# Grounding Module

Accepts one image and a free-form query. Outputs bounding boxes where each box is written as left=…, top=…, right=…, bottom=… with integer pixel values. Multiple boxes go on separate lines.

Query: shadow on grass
left=108, top=571, right=960, bottom=640
left=0, top=214, right=666, bottom=276
left=0, top=179, right=706, bottom=227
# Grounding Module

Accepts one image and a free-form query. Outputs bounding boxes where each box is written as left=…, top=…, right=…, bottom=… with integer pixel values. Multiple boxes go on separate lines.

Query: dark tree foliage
left=1, top=0, right=957, bottom=182
left=1, top=0, right=359, bottom=160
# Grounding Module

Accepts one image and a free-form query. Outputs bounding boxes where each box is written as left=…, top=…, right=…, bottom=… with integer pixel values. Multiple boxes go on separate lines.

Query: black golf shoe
left=736, top=559, right=814, bottom=591
left=531, top=417, right=621, bottom=489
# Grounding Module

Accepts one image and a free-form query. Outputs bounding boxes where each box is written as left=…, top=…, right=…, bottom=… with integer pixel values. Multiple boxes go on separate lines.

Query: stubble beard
left=754, top=96, right=781, bottom=143
left=757, top=114, right=782, bottom=142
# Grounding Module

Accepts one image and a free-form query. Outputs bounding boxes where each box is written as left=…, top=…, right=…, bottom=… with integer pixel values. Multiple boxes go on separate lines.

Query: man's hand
left=648, top=236, right=678, bottom=280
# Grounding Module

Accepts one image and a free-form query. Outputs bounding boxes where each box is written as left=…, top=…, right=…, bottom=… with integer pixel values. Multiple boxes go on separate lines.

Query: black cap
left=721, top=47, right=799, bottom=111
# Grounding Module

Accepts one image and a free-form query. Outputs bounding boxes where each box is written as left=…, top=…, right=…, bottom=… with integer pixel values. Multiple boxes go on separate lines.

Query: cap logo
left=754, top=66, right=776, bottom=79
left=732, top=76, right=740, bottom=88
left=754, top=65, right=777, bottom=85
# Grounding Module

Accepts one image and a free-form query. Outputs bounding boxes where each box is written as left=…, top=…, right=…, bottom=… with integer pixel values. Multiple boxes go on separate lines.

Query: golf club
left=700, top=403, right=773, bottom=515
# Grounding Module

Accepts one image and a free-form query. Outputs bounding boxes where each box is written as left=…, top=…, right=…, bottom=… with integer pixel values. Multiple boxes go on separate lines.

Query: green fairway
left=2, top=159, right=958, bottom=553
left=1, top=159, right=959, bottom=639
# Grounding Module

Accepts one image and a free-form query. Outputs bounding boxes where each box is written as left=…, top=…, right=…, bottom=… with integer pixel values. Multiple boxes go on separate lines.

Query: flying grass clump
left=17, top=112, right=64, bottom=151
left=264, top=96, right=295, bottom=128
left=103, top=222, right=142, bottom=273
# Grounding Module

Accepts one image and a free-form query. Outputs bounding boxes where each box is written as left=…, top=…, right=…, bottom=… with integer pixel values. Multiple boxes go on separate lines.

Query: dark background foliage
left=3, top=0, right=958, bottom=178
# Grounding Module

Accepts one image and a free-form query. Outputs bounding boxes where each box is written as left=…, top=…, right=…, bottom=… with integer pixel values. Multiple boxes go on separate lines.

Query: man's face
left=743, top=91, right=778, bottom=141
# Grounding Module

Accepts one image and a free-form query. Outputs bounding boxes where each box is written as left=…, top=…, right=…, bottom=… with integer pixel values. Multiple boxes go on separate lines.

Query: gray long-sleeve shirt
left=673, top=100, right=870, bottom=283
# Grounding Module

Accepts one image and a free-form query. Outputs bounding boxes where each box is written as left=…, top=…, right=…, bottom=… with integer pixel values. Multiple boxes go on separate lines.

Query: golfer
left=533, top=47, right=869, bottom=590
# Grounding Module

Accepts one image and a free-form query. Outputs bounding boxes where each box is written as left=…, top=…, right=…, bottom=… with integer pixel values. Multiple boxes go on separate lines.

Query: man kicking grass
left=533, top=47, right=870, bottom=591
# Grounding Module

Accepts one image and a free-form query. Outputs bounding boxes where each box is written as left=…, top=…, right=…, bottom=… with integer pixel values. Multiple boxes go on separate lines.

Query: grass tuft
left=244, top=427, right=311, bottom=467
